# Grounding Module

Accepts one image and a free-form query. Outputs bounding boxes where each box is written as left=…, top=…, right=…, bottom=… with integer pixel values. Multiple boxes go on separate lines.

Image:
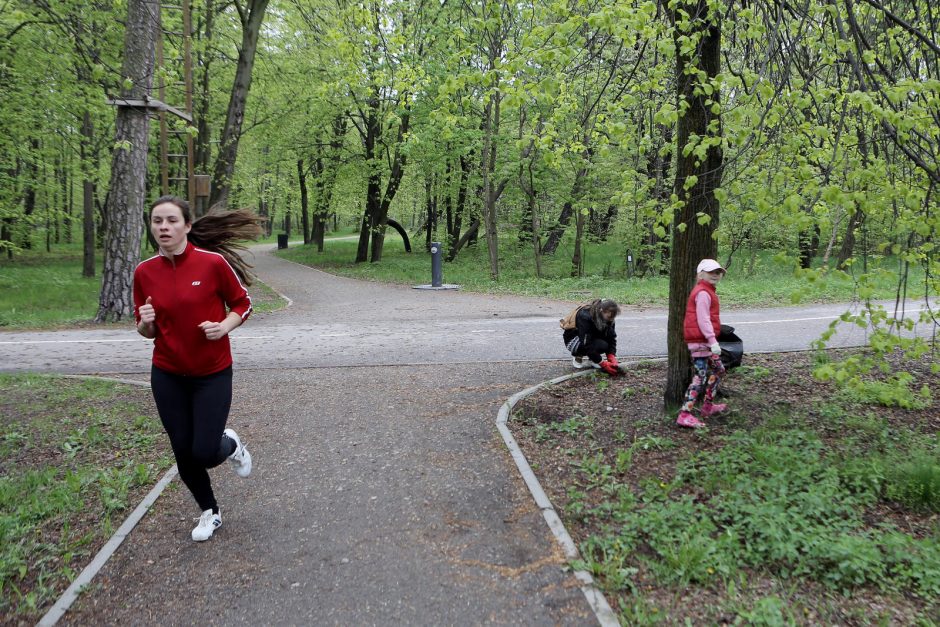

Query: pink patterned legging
left=681, top=355, right=726, bottom=414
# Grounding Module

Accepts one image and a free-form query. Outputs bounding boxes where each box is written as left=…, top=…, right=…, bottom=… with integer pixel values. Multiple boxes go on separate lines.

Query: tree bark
left=356, top=93, right=381, bottom=263
left=208, top=0, right=269, bottom=209
left=571, top=204, right=585, bottom=277
left=446, top=218, right=480, bottom=262
left=542, top=163, right=588, bottom=256
left=369, top=109, right=411, bottom=262
left=193, top=0, right=215, bottom=215
left=424, top=174, right=436, bottom=251
left=663, top=0, right=723, bottom=407
left=95, top=0, right=157, bottom=322
left=312, top=114, right=346, bottom=251
left=837, top=206, right=865, bottom=269
left=298, top=159, right=310, bottom=244
left=448, top=153, right=472, bottom=251
left=481, top=90, right=501, bottom=280
left=79, top=111, right=96, bottom=277
left=21, top=139, right=39, bottom=250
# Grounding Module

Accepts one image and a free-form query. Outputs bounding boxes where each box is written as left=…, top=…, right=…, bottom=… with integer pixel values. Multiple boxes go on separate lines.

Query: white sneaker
left=572, top=357, right=586, bottom=369
left=192, top=509, right=222, bottom=542
left=224, top=428, right=252, bottom=478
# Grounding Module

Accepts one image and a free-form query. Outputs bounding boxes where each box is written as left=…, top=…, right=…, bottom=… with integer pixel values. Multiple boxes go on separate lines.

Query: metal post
left=431, top=241, right=442, bottom=287
left=626, top=249, right=634, bottom=278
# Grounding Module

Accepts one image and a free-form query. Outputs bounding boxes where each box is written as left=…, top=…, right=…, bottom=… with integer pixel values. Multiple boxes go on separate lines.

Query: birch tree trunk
left=95, top=0, right=157, bottom=323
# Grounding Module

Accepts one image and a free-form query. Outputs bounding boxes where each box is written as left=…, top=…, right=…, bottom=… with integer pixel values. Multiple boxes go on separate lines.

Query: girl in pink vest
left=677, top=259, right=728, bottom=428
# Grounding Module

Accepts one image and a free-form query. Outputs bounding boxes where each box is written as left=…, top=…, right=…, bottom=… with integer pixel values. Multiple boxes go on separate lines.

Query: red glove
left=599, top=360, right=619, bottom=376
left=606, top=354, right=619, bottom=368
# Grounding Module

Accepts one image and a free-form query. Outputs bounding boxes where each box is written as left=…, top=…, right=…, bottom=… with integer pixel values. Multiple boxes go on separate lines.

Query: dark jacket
left=562, top=307, right=617, bottom=355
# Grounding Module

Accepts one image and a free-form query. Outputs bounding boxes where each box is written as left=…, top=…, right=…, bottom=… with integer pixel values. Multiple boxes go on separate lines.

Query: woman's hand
left=198, top=320, right=228, bottom=341
left=138, top=296, right=155, bottom=324
left=137, top=297, right=156, bottom=338
left=198, top=312, right=244, bottom=341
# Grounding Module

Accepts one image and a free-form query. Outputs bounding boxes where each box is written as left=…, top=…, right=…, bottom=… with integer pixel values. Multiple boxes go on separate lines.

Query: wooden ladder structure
left=155, top=0, right=195, bottom=205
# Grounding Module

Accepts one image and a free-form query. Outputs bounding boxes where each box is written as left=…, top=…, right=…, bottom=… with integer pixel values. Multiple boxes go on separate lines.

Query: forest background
left=1, top=0, right=938, bottom=402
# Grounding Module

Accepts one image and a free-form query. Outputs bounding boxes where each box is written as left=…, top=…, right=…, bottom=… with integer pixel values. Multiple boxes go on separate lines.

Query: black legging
left=151, top=365, right=236, bottom=512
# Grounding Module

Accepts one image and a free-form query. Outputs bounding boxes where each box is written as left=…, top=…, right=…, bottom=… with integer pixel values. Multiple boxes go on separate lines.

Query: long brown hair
left=149, top=196, right=265, bottom=285
left=588, top=298, right=620, bottom=331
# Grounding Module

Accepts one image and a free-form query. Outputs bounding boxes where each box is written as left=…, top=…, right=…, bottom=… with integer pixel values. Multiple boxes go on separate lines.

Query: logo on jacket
left=192, top=281, right=201, bottom=286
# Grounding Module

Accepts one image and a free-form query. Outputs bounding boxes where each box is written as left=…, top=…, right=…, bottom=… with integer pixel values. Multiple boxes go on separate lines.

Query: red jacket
left=683, top=280, right=720, bottom=344
left=133, top=242, right=251, bottom=376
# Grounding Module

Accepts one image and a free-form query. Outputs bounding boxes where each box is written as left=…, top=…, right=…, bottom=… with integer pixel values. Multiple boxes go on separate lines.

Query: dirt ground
left=510, top=349, right=940, bottom=625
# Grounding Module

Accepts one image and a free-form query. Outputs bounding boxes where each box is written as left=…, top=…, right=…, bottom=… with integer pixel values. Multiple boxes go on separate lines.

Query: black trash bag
left=717, top=324, right=744, bottom=370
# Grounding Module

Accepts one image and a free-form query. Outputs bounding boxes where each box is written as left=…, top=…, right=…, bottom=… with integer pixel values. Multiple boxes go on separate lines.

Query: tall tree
left=663, top=0, right=724, bottom=407
left=95, top=0, right=157, bottom=322
left=208, top=0, right=269, bottom=209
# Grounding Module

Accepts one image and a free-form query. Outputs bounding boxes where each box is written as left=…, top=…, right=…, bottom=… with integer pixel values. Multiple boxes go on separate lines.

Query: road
left=0, top=245, right=931, bottom=374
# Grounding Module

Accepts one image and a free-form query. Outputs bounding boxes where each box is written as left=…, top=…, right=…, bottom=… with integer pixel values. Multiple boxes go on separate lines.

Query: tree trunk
left=837, top=121, right=871, bottom=270
left=447, top=218, right=480, bottom=262
left=837, top=205, right=865, bottom=269
left=96, top=0, right=157, bottom=322
left=542, top=163, right=588, bottom=256
left=443, top=159, right=454, bottom=244
left=312, top=114, right=346, bottom=251
left=424, top=174, right=436, bottom=251
left=449, top=153, right=472, bottom=250
left=208, top=0, right=269, bottom=209
left=571, top=204, right=585, bottom=277
left=481, top=91, right=500, bottom=280
left=193, top=0, right=215, bottom=215
left=357, top=95, right=381, bottom=263
left=664, top=0, right=723, bottom=408
left=298, top=159, right=310, bottom=244
left=81, top=112, right=96, bottom=277
left=65, top=151, right=74, bottom=245
left=21, top=139, right=39, bottom=250
left=370, top=110, right=411, bottom=262
left=798, top=222, right=821, bottom=269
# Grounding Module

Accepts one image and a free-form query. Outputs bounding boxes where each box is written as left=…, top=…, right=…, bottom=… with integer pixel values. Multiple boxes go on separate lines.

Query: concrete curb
left=38, top=376, right=178, bottom=627
left=496, top=369, right=620, bottom=627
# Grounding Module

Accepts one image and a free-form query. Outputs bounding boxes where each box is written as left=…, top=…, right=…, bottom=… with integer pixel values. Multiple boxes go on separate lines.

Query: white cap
left=697, top=259, right=725, bottom=273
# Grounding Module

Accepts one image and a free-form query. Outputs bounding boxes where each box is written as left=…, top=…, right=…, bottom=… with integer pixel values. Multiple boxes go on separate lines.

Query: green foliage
left=533, top=413, right=593, bottom=443
left=732, top=596, right=793, bottom=626
left=573, top=416, right=940, bottom=604
left=814, top=346, right=933, bottom=410
left=0, top=374, right=172, bottom=619
left=884, top=451, right=940, bottom=513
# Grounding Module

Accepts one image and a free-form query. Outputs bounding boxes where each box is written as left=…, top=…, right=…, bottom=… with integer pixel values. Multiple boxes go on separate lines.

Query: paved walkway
left=58, top=246, right=594, bottom=625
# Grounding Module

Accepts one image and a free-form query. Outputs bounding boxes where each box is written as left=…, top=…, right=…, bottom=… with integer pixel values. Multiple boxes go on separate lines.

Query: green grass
left=0, top=374, right=173, bottom=621
left=279, top=232, right=925, bottom=307
left=0, top=243, right=287, bottom=329
left=0, top=250, right=102, bottom=327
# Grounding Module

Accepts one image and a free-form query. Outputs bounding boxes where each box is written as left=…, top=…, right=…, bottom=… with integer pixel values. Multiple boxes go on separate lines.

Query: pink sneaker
left=676, top=411, right=705, bottom=428
left=701, top=402, right=727, bottom=417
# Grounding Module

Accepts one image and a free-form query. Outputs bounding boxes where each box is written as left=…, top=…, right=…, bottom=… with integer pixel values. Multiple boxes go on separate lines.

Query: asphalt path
left=1, top=244, right=932, bottom=374
left=7, top=244, right=936, bottom=625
